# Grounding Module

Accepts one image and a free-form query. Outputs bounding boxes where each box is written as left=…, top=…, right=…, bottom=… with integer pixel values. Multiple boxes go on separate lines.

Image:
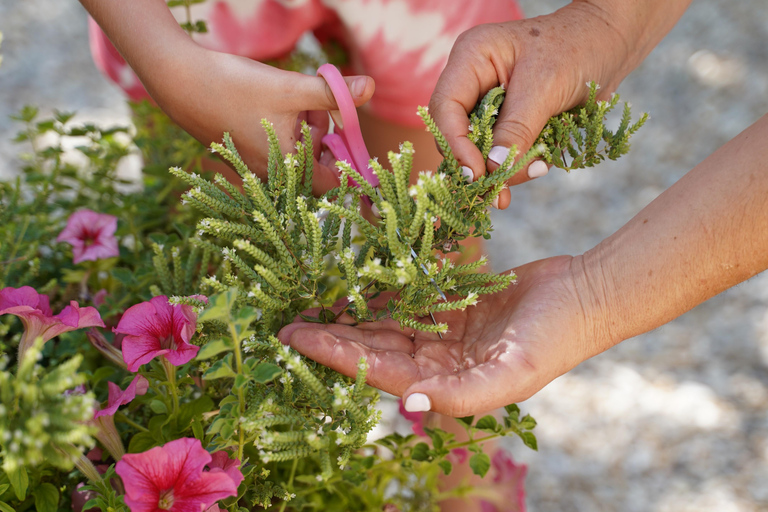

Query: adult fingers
left=485, top=69, right=555, bottom=207
left=280, top=325, right=420, bottom=396
left=401, top=353, right=536, bottom=417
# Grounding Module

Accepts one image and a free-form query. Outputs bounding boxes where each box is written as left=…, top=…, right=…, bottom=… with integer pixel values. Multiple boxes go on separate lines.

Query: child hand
left=277, top=256, right=602, bottom=416
left=152, top=47, right=375, bottom=195
left=80, top=0, right=375, bottom=195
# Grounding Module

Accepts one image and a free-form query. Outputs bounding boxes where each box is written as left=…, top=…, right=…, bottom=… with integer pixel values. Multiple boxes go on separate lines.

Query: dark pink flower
left=0, top=286, right=105, bottom=359
left=95, top=375, right=149, bottom=419
left=114, top=296, right=204, bottom=372
left=57, top=209, right=119, bottom=264
left=207, top=451, right=244, bottom=489
left=479, top=449, right=528, bottom=512
left=115, top=437, right=238, bottom=512
left=398, top=398, right=426, bottom=437
left=92, top=375, right=149, bottom=460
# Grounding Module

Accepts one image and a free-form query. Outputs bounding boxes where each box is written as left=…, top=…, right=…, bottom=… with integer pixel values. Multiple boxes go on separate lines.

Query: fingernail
left=371, top=203, right=381, bottom=218
left=461, top=166, right=474, bottom=183
left=488, top=146, right=510, bottom=165
left=351, top=77, right=367, bottom=97
left=492, top=186, right=508, bottom=209
left=404, top=393, right=431, bottom=412
left=528, top=160, right=549, bottom=179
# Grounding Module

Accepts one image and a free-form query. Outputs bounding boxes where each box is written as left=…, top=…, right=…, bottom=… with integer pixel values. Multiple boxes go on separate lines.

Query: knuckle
left=494, top=118, right=536, bottom=148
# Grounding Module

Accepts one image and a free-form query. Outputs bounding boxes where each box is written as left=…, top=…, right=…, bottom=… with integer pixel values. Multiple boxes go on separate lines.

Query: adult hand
left=429, top=0, right=691, bottom=208
left=278, top=256, right=602, bottom=417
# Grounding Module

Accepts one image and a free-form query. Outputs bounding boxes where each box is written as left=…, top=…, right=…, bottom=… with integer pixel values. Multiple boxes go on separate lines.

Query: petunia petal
left=95, top=375, right=149, bottom=419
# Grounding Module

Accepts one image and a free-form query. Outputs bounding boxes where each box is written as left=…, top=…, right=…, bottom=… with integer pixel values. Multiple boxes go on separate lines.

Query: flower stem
left=162, top=356, right=180, bottom=416
left=228, top=322, right=246, bottom=461
left=115, top=411, right=150, bottom=433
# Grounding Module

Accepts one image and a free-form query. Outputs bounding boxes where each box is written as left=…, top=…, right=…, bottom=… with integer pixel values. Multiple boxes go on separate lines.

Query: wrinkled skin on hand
left=279, top=255, right=599, bottom=417
left=429, top=2, right=639, bottom=208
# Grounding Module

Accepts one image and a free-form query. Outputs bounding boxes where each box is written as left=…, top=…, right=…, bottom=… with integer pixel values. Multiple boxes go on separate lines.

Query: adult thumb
left=401, top=360, right=530, bottom=417
left=290, top=72, right=375, bottom=113
left=485, top=80, right=554, bottom=209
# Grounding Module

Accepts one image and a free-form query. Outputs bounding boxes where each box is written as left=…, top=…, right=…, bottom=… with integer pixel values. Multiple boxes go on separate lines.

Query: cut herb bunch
left=185, top=81, right=645, bottom=335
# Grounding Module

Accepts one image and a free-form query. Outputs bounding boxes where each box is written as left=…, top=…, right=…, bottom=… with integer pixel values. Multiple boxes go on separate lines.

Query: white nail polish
left=404, top=393, right=431, bottom=412
left=488, top=146, right=510, bottom=165
left=371, top=203, right=381, bottom=218
left=528, top=160, right=549, bottom=179
left=461, top=166, right=474, bottom=183
left=491, top=186, right=508, bottom=209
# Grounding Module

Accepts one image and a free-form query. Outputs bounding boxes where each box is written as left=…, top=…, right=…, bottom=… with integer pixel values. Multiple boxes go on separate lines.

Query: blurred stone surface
left=1, top=0, right=767, bottom=510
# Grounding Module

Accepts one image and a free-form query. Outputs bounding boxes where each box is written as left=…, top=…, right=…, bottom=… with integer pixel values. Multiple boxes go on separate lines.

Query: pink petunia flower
left=92, top=375, right=148, bottom=460
left=114, top=296, right=206, bottom=372
left=0, top=286, right=105, bottom=360
left=398, top=398, right=426, bottom=437
left=95, top=375, right=149, bottom=419
left=479, top=449, right=528, bottom=512
left=207, top=451, right=244, bottom=489
left=56, top=209, right=119, bottom=264
left=115, top=437, right=239, bottom=512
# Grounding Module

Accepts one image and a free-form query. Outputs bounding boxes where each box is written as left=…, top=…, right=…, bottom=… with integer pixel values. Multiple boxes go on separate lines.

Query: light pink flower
left=114, top=296, right=205, bottom=372
left=93, top=289, right=108, bottom=308
left=0, top=286, right=105, bottom=359
left=398, top=398, right=426, bottom=437
left=207, top=451, right=244, bottom=489
left=57, top=209, right=119, bottom=264
left=480, top=449, right=528, bottom=512
left=95, top=375, right=149, bottom=419
left=115, top=438, right=239, bottom=512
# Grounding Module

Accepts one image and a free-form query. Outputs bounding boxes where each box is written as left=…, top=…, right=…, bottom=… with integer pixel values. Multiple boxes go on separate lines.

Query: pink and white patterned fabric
left=89, top=0, right=523, bottom=127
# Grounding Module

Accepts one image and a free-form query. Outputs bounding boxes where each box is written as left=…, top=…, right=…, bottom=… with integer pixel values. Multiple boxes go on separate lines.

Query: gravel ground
left=2, top=1, right=767, bottom=511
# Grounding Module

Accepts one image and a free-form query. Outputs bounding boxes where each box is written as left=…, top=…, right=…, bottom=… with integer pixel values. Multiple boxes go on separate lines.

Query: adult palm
left=278, top=255, right=596, bottom=416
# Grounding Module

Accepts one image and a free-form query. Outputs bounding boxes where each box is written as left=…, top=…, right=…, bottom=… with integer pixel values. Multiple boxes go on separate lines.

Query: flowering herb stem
left=228, top=321, right=246, bottom=460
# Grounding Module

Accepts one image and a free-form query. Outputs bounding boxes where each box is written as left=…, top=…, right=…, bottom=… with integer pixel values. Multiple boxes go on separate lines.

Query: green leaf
left=411, top=442, right=430, bottom=462
left=33, top=483, right=59, bottom=512
left=203, top=354, right=236, bottom=380
left=178, top=396, right=214, bottom=428
left=233, top=374, right=250, bottom=389
left=196, top=338, right=234, bottom=360
left=519, top=414, right=537, bottom=430
left=520, top=431, right=538, bottom=451
left=456, top=415, right=474, bottom=427
left=475, top=415, right=498, bottom=433
left=191, top=418, right=204, bottom=440
left=438, top=460, right=452, bottom=476
left=128, top=432, right=158, bottom=453
left=0, top=484, right=9, bottom=496
left=504, top=403, right=520, bottom=415
left=90, top=366, right=115, bottom=386
left=7, top=466, right=28, bottom=501
left=198, top=288, right=238, bottom=322
left=112, top=268, right=136, bottom=285
left=150, top=399, right=169, bottom=414
left=297, top=313, right=324, bottom=324
left=0, top=502, right=15, bottom=512
left=469, top=452, right=491, bottom=478
left=249, top=362, right=282, bottom=384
